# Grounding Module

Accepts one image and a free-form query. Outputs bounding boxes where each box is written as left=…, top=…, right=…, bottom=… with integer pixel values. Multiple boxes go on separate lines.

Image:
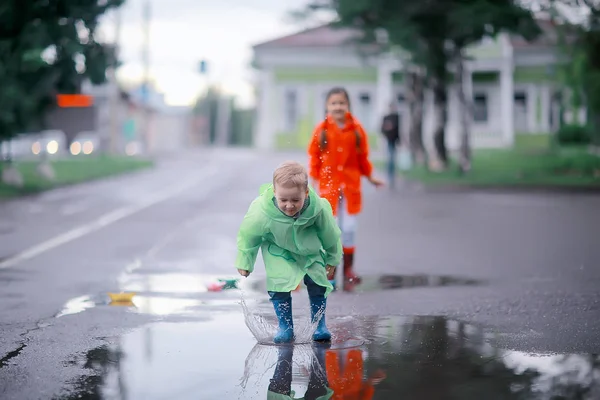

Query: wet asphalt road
left=0, top=148, right=599, bottom=399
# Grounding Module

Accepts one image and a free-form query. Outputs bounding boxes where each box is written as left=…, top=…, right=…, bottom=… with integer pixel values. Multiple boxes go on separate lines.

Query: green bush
left=556, top=124, right=591, bottom=145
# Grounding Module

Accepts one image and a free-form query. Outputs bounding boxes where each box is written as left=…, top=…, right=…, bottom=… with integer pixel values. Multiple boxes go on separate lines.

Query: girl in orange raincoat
left=308, top=87, right=384, bottom=289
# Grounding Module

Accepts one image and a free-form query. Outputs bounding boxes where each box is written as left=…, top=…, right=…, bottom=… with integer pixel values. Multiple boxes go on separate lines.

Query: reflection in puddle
left=54, top=294, right=239, bottom=318
left=58, top=314, right=600, bottom=399
left=340, top=273, right=484, bottom=293
left=55, top=295, right=96, bottom=318
left=369, top=273, right=482, bottom=290
left=131, top=296, right=202, bottom=316
left=248, top=273, right=484, bottom=294
left=119, top=272, right=210, bottom=294
left=240, top=343, right=331, bottom=397
left=118, top=271, right=251, bottom=295
left=54, top=270, right=257, bottom=318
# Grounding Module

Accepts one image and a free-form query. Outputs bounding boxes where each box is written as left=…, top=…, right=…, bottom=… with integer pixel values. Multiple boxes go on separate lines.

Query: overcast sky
left=97, top=0, right=312, bottom=107
left=97, top=1, right=580, bottom=108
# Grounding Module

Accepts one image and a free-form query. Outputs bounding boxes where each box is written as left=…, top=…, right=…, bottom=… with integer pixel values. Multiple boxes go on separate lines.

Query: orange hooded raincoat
left=308, top=113, right=374, bottom=216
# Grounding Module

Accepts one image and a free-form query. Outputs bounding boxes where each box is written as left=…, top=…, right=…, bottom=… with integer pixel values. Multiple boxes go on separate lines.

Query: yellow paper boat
left=108, top=292, right=137, bottom=303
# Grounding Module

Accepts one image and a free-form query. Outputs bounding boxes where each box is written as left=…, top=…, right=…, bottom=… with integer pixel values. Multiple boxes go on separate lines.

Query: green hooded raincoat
left=235, top=184, right=342, bottom=297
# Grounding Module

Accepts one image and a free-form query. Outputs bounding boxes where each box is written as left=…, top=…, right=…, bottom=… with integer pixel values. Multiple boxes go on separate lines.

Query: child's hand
left=238, top=269, right=250, bottom=277
left=326, top=265, right=336, bottom=280
left=368, top=176, right=385, bottom=188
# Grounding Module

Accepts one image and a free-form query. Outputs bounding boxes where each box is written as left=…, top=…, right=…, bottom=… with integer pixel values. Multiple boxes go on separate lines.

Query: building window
left=318, top=91, right=330, bottom=119
left=514, top=92, right=527, bottom=109
left=473, top=93, right=488, bottom=122
left=397, top=93, right=405, bottom=103
left=284, top=89, right=297, bottom=132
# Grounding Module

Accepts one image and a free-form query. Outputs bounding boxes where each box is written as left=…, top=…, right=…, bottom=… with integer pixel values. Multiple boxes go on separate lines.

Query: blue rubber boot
left=272, top=297, right=294, bottom=344
left=310, top=296, right=331, bottom=342
left=329, top=279, right=337, bottom=291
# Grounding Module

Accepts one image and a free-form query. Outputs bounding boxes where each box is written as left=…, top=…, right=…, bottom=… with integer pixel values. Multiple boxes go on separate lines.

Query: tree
left=445, top=1, right=540, bottom=173
left=369, top=0, right=539, bottom=170
left=0, top=0, right=124, bottom=146
left=295, top=1, right=539, bottom=171
left=0, top=0, right=124, bottom=186
left=292, top=0, right=431, bottom=165
left=554, top=0, right=600, bottom=146
left=581, top=7, right=600, bottom=146
left=406, top=68, right=428, bottom=165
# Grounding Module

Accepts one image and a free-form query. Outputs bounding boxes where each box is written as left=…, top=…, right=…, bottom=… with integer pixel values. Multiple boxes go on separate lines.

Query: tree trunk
left=407, top=70, right=427, bottom=165
left=0, top=140, right=23, bottom=187
left=456, top=54, right=472, bottom=174
left=592, top=113, right=600, bottom=147
left=432, top=80, right=448, bottom=169
left=1, top=162, right=23, bottom=187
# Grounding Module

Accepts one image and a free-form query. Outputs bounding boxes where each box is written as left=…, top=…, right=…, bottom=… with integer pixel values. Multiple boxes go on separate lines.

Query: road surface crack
left=0, top=320, right=51, bottom=369
left=0, top=343, right=26, bottom=369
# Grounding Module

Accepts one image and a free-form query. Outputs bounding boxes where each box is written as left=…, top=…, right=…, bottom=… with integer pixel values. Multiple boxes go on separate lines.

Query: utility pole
left=215, top=94, right=231, bottom=146
left=196, top=60, right=210, bottom=145
left=108, top=7, right=122, bottom=154
left=141, top=0, right=151, bottom=153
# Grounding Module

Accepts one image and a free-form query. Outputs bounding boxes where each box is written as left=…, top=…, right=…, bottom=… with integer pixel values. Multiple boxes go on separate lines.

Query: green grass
left=0, top=156, right=154, bottom=199
left=514, top=133, right=553, bottom=150
left=380, top=144, right=600, bottom=189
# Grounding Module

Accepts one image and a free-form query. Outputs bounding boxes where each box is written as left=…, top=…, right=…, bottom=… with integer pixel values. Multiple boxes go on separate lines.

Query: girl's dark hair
left=320, top=87, right=361, bottom=152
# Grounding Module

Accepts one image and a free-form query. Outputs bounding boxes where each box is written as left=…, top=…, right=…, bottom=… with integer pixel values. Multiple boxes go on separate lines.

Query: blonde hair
left=273, top=161, right=308, bottom=190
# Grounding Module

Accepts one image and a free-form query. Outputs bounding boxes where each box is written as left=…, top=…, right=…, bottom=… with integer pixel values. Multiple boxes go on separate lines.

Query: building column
left=500, top=33, right=515, bottom=146
left=423, top=88, right=435, bottom=151
left=374, top=56, right=395, bottom=155
left=500, top=63, right=515, bottom=146
left=458, top=63, right=473, bottom=150
left=539, top=85, right=551, bottom=133
left=254, top=69, right=275, bottom=149
left=376, top=56, right=394, bottom=123
left=527, top=84, right=538, bottom=133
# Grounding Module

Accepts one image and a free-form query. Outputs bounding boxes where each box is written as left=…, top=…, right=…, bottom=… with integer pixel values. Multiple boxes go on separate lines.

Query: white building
left=251, top=20, right=583, bottom=151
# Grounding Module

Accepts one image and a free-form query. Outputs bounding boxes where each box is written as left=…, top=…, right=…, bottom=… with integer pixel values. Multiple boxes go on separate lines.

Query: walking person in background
left=308, top=87, right=384, bottom=291
left=380, top=103, right=401, bottom=190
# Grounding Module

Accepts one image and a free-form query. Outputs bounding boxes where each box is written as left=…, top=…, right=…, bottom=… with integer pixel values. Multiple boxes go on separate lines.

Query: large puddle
left=54, top=270, right=258, bottom=318
left=53, top=270, right=485, bottom=319
left=57, top=313, right=600, bottom=399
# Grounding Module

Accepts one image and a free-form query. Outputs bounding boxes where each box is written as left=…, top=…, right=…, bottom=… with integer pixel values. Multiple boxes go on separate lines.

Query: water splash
left=240, top=291, right=322, bottom=345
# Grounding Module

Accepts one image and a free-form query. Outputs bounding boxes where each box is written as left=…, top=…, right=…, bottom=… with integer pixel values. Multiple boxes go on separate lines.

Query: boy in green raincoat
left=236, top=161, right=342, bottom=343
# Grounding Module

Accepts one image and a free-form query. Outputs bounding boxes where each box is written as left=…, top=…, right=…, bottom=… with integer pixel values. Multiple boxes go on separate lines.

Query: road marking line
left=0, top=165, right=218, bottom=270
